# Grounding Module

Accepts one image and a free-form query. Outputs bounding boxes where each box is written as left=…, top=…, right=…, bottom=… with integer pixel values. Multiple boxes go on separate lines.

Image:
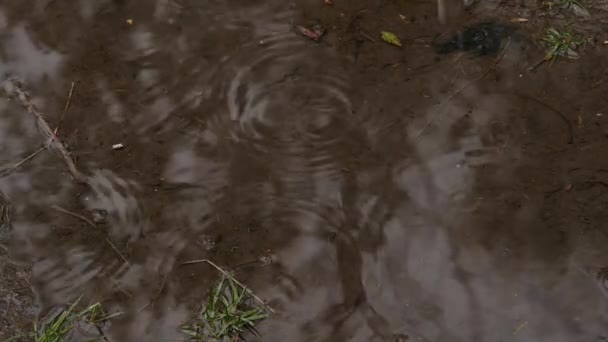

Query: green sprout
left=35, top=298, right=96, bottom=342
left=181, top=277, right=268, bottom=341
left=542, top=28, right=588, bottom=62
left=32, top=298, right=120, bottom=342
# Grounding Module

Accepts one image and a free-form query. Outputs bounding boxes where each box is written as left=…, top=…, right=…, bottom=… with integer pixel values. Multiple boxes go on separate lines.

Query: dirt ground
left=2, top=0, right=608, bottom=341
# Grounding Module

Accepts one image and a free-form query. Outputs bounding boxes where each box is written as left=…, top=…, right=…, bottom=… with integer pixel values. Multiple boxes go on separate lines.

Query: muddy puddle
left=1, top=0, right=608, bottom=341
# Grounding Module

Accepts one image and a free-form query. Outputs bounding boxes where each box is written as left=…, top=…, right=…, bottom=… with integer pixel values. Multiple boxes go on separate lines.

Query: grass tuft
left=542, top=28, right=587, bottom=62
left=34, top=298, right=118, bottom=342
left=181, top=277, right=268, bottom=341
left=35, top=297, right=86, bottom=342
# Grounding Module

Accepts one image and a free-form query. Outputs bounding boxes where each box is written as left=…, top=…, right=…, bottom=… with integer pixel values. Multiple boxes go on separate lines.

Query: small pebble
left=91, top=210, right=107, bottom=224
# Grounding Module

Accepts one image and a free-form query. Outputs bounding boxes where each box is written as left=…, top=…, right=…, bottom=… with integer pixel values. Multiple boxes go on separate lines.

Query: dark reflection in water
left=1, top=0, right=608, bottom=341
left=434, top=22, right=514, bottom=55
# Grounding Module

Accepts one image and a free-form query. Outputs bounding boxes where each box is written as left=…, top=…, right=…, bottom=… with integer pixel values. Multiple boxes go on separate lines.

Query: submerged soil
left=2, top=0, right=608, bottom=341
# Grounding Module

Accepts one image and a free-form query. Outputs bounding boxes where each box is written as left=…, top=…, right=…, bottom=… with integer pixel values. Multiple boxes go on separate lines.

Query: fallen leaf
left=126, top=19, right=133, bottom=25
left=571, top=3, right=590, bottom=17
left=295, top=25, right=325, bottom=41
left=381, top=31, right=402, bottom=47
left=510, top=18, right=529, bottom=23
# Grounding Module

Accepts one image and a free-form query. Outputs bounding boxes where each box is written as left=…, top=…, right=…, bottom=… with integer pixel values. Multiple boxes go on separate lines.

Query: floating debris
left=294, top=25, right=325, bottom=42
left=112, top=143, right=125, bottom=150
left=510, top=17, right=529, bottom=23
left=91, top=210, right=108, bottom=224
left=381, top=31, right=402, bottom=47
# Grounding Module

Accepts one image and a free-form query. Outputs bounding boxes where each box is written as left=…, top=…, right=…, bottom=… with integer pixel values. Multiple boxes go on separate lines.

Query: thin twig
left=50, top=205, right=130, bottom=266
left=85, top=309, right=124, bottom=342
left=105, top=236, right=131, bottom=266
left=528, top=56, right=549, bottom=72
left=93, top=311, right=125, bottom=323
left=94, top=324, right=111, bottom=342
left=513, top=321, right=528, bottom=335
left=50, top=205, right=96, bottom=229
left=55, top=81, right=76, bottom=135
left=415, top=38, right=511, bottom=139
left=359, top=30, right=377, bottom=42
left=512, top=91, right=574, bottom=144
left=5, top=79, right=87, bottom=183
left=137, top=274, right=168, bottom=313
left=182, top=258, right=275, bottom=313
left=0, top=144, right=50, bottom=177
left=372, top=118, right=405, bottom=134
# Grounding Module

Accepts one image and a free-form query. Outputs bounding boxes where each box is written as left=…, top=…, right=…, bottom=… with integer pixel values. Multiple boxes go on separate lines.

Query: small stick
left=93, top=311, right=125, bottom=323
left=105, top=236, right=131, bottom=266
left=137, top=274, right=168, bottom=313
left=5, top=79, right=87, bottom=183
left=182, top=258, right=275, bottom=313
left=94, top=324, right=111, bottom=342
left=86, top=310, right=124, bottom=342
left=359, top=30, right=377, bottom=42
left=513, top=321, right=528, bottom=335
left=528, top=55, right=551, bottom=72
left=49, top=205, right=131, bottom=266
left=50, top=205, right=96, bottom=229
left=0, top=144, right=50, bottom=177
left=513, top=91, right=574, bottom=144
left=55, top=81, right=76, bottom=135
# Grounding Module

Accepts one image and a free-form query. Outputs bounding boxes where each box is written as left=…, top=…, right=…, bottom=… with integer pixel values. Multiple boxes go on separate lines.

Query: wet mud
left=1, top=0, right=608, bottom=341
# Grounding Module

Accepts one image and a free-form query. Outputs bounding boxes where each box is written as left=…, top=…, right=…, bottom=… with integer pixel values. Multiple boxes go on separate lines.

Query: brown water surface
left=1, top=0, right=608, bottom=341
